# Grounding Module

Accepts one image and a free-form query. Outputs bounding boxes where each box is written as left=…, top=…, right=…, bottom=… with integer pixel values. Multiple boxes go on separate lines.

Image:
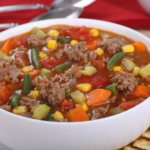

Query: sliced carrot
left=86, top=89, right=111, bottom=106
left=19, top=70, right=40, bottom=79
left=133, top=85, right=150, bottom=98
left=133, top=41, right=146, bottom=53
left=6, top=82, right=22, bottom=91
left=86, top=38, right=100, bottom=51
left=0, top=39, right=13, bottom=55
left=65, top=108, right=89, bottom=122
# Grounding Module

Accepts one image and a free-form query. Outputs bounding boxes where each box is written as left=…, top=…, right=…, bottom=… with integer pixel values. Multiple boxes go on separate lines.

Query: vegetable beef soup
left=0, top=25, right=149, bottom=122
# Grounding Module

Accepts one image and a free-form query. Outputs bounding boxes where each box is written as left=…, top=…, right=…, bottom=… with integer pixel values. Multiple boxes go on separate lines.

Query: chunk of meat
left=3, top=105, right=12, bottom=112
left=64, top=42, right=97, bottom=63
left=0, top=58, right=20, bottom=83
left=91, top=105, right=109, bottom=120
left=27, top=35, right=50, bottom=46
left=99, top=36, right=126, bottom=54
left=111, top=72, right=138, bottom=95
left=14, top=51, right=30, bottom=68
left=19, top=97, right=40, bottom=111
left=18, top=45, right=28, bottom=52
left=38, top=79, right=69, bottom=106
left=54, top=48, right=64, bottom=59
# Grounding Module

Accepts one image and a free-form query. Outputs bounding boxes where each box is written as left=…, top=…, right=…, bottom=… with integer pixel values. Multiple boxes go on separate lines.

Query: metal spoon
left=0, top=7, right=82, bottom=29
left=0, top=0, right=95, bottom=13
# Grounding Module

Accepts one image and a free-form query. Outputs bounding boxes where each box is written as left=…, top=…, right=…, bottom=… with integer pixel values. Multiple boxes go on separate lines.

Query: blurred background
left=0, top=0, right=150, bottom=30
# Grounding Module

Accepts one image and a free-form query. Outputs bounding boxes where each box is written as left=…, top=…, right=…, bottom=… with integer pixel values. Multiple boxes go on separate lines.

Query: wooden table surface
left=136, top=29, right=150, bottom=38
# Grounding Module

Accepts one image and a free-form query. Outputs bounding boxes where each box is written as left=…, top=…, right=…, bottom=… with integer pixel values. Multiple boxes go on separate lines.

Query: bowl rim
left=0, top=18, right=150, bottom=126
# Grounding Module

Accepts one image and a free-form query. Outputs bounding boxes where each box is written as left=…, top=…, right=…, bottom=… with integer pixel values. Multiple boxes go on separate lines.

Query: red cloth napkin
left=0, top=0, right=150, bottom=29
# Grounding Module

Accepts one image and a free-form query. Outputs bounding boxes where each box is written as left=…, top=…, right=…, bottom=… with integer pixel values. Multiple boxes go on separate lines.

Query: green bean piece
left=10, top=93, right=21, bottom=107
left=39, top=101, right=47, bottom=105
left=65, top=89, right=71, bottom=99
left=105, top=83, right=118, bottom=95
left=57, top=37, right=72, bottom=42
left=22, top=73, right=31, bottom=94
left=31, top=46, right=40, bottom=69
left=40, top=68, right=52, bottom=79
left=107, top=52, right=125, bottom=69
left=109, top=107, right=124, bottom=115
left=47, top=110, right=54, bottom=121
left=54, top=62, right=71, bottom=72
left=0, top=52, right=12, bottom=62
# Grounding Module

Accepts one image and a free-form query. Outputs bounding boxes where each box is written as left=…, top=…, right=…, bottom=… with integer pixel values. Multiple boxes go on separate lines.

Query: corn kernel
left=48, top=29, right=59, bottom=37
left=76, top=83, right=92, bottom=92
left=113, top=66, right=122, bottom=72
left=75, top=102, right=88, bottom=112
left=70, top=40, right=79, bottom=47
left=122, top=45, right=135, bottom=53
left=133, top=66, right=140, bottom=76
left=20, top=66, right=33, bottom=73
left=91, top=29, right=99, bottom=37
left=39, top=53, right=47, bottom=58
left=13, top=106, right=28, bottom=114
left=53, top=111, right=64, bottom=119
left=47, top=40, right=57, bottom=50
left=95, top=48, right=104, bottom=56
left=30, top=90, right=39, bottom=97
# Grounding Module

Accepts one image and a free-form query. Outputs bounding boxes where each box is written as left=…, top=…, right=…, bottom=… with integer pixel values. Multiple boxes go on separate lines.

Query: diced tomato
left=120, top=98, right=144, bottom=111
left=39, top=57, right=63, bottom=69
left=59, top=26, right=92, bottom=41
left=0, top=86, right=12, bottom=106
left=86, top=38, right=100, bottom=51
left=60, top=99, right=74, bottom=112
left=92, top=59, right=106, bottom=69
left=12, top=36, right=28, bottom=48
left=14, top=52, right=30, bottom=67
left=77, top=72, right=111, bottom=87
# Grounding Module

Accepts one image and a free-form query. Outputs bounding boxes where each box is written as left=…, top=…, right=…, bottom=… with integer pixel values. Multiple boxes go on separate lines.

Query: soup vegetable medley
left=0, top=25, right=149, bottom=122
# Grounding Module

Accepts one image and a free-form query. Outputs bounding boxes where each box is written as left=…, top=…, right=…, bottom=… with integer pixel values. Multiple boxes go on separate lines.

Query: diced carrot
left=65, top=108, right=89, bottom=122
left=133, top=85, right=150, bottom=98
left=133, top=41, right=146, bottom=53
left=86, top=89, right=111, bottom=106
left=86, top=38, right=100, bottom=51
left=19, top=70, right=40, bottom=79
left=6, top=82, right=22, bottom=91
left=120, top=98, right=144, bottom=111
left=0, top=39, right=13, bottom=55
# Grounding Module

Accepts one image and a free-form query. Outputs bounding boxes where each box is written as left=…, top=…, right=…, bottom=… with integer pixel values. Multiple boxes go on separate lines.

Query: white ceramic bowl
left=138, top=0, right=150, bottom=15
left=0, top=19, right=150, bottom=150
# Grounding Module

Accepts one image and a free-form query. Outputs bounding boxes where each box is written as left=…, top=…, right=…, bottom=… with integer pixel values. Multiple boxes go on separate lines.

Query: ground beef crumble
left=111, top=72, right=138, bottom=95
left=19, top=97, right=40, bottom=111
left=0, top=57, right=20, bottom=83
left=38, top=79, right=69, bottom=106
left=64, top=42, right=97, bottom=63
left=89, top=105, right=110, bottom=120
left=54, top=117, right=67, bottom=122
left=99, top=36, right=127, bottom=54
left=18, top=45, right=28, bottom=51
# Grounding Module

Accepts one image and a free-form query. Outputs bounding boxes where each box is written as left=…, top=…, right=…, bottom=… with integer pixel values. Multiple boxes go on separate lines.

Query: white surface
left=138, top=0, right=150, bottom=15
left=0, top=19, right=150, bottom=150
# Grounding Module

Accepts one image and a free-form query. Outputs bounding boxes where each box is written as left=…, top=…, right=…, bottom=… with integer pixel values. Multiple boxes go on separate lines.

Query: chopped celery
left=81, top=66, right=97, bottom=76
left=0, top=52, right=12, bottom=62
left=32, top=104, right=50, bottom=120
left=31, top=104, right=40, bottom=113
left=71, top=90, right=86, bottom=103
left=139, top=63, right=150, bottom=78
left=40, top=68, right=52, bottom=79
left=109, top=107, right=124, bottom=115
left=31, top=27, right=47, bottom=37
left=123, top=59, right=136, bottom=71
